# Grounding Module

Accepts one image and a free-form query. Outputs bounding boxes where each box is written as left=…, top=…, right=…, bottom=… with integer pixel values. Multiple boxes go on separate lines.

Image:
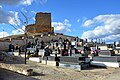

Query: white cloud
left=0, top=7, right=19, bottom=25
left=0, top=0, right=35, bottom=6
left=103, top=34, right=120, bottom=42
left=83, top=19, right=94, bottom=27
left=0, top=31, right=9, bottom=38
left=0, top=5, right=2, bottom=8
left=81, top=14, right=120, bottom=42
left=0, top=0, right=48, bottom=6
left=23, top=0, right=48, bottom=5
left=23, top=0, right=34, bottom=5
left=52, top=19, right=71, bottom=33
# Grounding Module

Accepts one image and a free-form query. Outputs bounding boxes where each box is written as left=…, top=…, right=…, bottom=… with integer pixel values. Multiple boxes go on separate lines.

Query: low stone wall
left=0, top=63, right=33, bottom=76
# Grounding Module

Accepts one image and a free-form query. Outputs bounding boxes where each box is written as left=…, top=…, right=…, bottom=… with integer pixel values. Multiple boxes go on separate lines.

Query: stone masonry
left=26, top=12, right=54, bottom=34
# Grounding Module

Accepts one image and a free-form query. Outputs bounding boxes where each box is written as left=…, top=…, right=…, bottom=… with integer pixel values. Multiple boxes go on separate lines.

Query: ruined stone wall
left=26, top=12, right=54, bottom=34
left=35, top=12, right=51, bottom=27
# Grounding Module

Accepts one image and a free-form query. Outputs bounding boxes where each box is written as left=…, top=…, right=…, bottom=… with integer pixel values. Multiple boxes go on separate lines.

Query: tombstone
left=113, top=41, right=116, bottom=49
left=60, top=56, right=80, bottom=63
left=59, top=62, right=89, bottom=71
left=35, top=38, right=38, bottom=45
left=42, top=55, right=60, bottom=66
left=59, top=56, right=90, bottom=70
left=71, top=49, right=75, bottom=56
left=29, top=57, right=42, bottom=62
left=47, top=56, right=60, bottom=62
left=93, top=56, right=120, bottom=62
left=63, top=41, right=66, bottom=50
left=27, top=41, right=31, bottom=48
left=91, top=50, right=120, bottom=68
left=27, top=48, right=35, bottom=56
left=59, top=37, right=62, bottom=43
left=59, top=56, right=90, bottom=63
left=98, top=50, right=115, bottom=56
left=9, top=44, right=12, bottom=52
left=9, top=44, right=14, bottom=52
left=15, top=44, right=19, bottom=50
left=56, top=42, right=59, bottom=47
left=75, top=36, right=79, bottom=42
left=62, top=49, right=68, bottom=56
left=40, top=40, right=45, bottom=49
left=44, top=48, right=51, bottom=56
left=38, top=49, right=45, bottom=56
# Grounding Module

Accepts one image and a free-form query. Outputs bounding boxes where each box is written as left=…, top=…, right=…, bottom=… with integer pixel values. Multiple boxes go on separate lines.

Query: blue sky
left=0, top=0, right=120, bottom=43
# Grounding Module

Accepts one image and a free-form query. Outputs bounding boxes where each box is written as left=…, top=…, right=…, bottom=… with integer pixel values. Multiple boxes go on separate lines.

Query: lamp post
left=22, top=33, right=28, bottom=64
left=25, top=33, right=28, bottom=64
left=32, top=35, right=35, bottom=45
left=22, top=36, right=26, bottom=64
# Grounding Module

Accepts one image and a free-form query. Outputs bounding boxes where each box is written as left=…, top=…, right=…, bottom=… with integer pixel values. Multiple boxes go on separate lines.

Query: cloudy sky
left=0, top=0, right=120, bottom=43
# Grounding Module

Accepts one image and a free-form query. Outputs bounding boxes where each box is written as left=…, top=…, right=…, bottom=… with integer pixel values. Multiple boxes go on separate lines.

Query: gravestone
left=38, top=49, right=45, bottom=56
left=59, top=56, right=90, bottom=70
left=29, top=57, right=42, bottom=62
left=93, top=56, right=120, bottom=62
left=59, top=56, right=80, bottom=63
left=59, top=62, right=89, bottom=71
left=42, top=56, right=59, bottom=66
left=98, top=50, right=115, bottom=56
left=91, top=50, right=120, bottom=68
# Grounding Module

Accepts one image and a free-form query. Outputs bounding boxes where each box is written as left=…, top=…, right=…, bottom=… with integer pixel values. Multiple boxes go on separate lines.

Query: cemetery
left=2, top=34, right=120, bottom=72
left=0, top=3, right=120, bottom=79
left=1, top=33, right=120, bottom=80
left=1, top=32, right=120, bottom=79
left=29, top=36, right=120, bottom=69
